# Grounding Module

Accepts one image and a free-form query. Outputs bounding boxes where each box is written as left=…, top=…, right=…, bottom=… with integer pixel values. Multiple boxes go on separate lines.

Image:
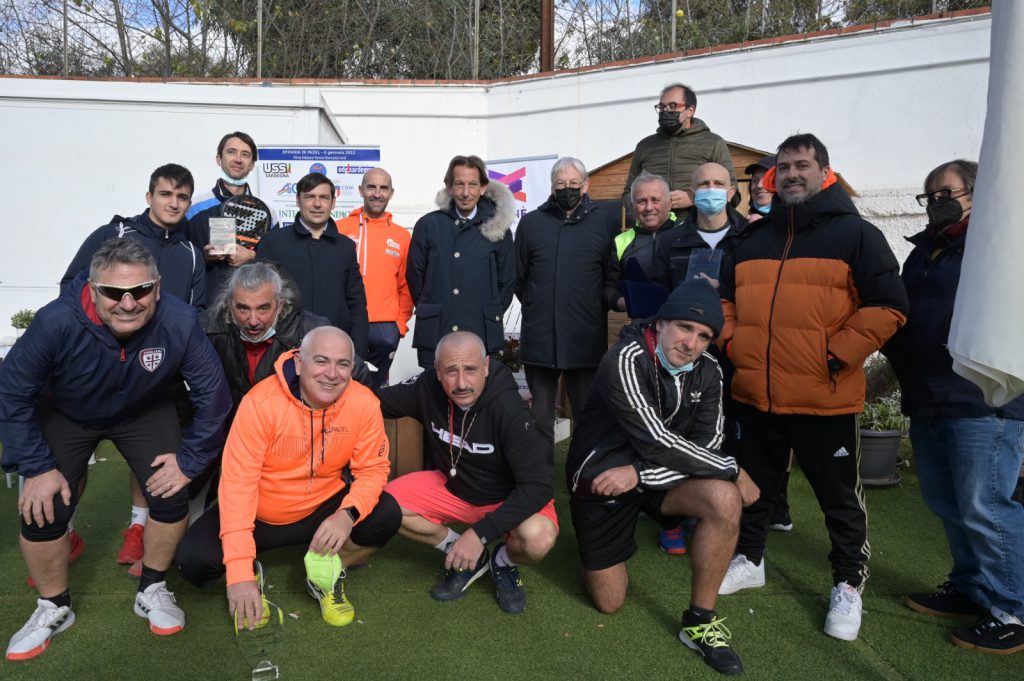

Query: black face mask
left=658, top=110, right=683, bottom=134
left=553, top=187, right=582, bottom=211
left=926, top=196, right=963, bottom=229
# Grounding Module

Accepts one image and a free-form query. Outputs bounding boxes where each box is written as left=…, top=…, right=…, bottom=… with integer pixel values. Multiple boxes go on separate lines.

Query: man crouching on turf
left=378, top=331, right=558, bottom=614
left=567, top=279, right=759, bottom=675
left=175, top=326, right=401, bottom=629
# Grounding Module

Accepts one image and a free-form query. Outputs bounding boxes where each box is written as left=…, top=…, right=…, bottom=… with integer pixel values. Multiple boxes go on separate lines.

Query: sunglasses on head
left=91, top=279, right=158, bottom=302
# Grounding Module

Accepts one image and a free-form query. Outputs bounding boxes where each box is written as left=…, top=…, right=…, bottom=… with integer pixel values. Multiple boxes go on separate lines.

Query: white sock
left=493, top=544, right=517, bottom=568
left=991, top=606, right=1023, bottom=626
left=130, top=505, right=150, bottom=528
left=434, top=528, right=460, bottom=553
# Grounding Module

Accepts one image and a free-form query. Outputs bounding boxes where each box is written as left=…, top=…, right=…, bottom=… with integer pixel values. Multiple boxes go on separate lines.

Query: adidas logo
left=833, top=446, right=850, bottom=458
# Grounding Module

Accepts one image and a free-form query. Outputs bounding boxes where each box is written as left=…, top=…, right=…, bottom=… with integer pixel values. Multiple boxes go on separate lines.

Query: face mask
left=658, top=110, right=683, bottom=134
left=756, top=203, right=771, bottom=215
left=926, top=196, right=963, bottom=229
left=553, top=187, right=582, bottom=211
left=220, top=170, right=249, bottom=187
left=655, top=342, right=694, bottom=376
left=694, top=188, right=728, bottom=216
left=238, top=310, right=280, bottom=344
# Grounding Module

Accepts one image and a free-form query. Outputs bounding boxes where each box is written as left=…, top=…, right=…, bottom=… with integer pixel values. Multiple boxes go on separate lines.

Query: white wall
left=0, top=13, right=993, bottom=355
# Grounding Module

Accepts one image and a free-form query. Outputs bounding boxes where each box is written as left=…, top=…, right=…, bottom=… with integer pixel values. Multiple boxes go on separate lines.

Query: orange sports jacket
left=219, top=350, right=391, bottom=585
left=336, top=207, right=414, bottom=336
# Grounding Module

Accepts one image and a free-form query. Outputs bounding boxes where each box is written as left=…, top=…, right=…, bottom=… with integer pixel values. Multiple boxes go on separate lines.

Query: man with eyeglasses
left=2, top=238, right=231, bottom=660
left=717, top=133, right=907, bottom=642
left=622, top=83, right=736, bottom=213
left=514, top=157, right=619, bottom=446
left=407, top=155, right=516, bottom=368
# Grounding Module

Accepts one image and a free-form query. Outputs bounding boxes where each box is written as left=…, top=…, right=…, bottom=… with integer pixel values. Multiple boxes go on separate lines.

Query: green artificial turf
left=1, top=439, right=1021, bottom=680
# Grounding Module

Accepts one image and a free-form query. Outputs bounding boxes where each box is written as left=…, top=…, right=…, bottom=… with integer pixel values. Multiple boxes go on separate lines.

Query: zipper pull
left=120, top=347, right=126, bottom=362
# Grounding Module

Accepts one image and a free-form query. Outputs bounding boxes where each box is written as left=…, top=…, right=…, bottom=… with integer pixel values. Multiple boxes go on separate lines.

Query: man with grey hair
left=379, top=331, right=557, bottom=615
left=2, top=238, right=231, bottom=660
left=176, top=325, right=401, bottom=630
left=515, top=157, right=619, bottom=445
left=622, top=83, right=736, bottom=213
left=606, top=172, right=675, bottom=316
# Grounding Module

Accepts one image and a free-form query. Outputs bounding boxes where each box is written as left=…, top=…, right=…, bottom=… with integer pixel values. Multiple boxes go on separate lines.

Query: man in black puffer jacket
left=567, top=278, right=758, bottom=676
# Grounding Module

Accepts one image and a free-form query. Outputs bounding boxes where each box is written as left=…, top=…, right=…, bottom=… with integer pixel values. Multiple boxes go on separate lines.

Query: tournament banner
left=256, top=146, right=381, bottom=226
left=485, top=155, right=557, bottom=334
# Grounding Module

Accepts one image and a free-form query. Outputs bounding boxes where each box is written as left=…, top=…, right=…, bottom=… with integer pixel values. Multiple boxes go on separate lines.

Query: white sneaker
left=824, top=581, right=863, bottom=641
left=718, top=554, right=766, bottom=595
left=134, top=581, right=185, bottom=635
left=6, top=599, right=75, bottom=661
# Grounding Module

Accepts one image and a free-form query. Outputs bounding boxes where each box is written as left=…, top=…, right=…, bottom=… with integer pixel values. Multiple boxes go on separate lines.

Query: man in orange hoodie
left=336, top=168, right=413, bottom=389
left=175, top=326, right=401, bottom=629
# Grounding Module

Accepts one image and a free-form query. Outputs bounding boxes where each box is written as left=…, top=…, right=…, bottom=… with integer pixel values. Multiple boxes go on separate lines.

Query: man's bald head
left=434, top=331, right=489, bottom=409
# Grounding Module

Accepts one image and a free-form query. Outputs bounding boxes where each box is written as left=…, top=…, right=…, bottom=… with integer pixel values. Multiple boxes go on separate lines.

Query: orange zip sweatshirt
left=336, top=207, right=414, bottom=336
left=219, top=350, right=391, bottom=586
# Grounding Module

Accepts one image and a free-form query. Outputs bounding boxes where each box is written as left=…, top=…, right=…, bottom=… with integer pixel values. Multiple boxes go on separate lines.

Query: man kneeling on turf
left=176, top=326, right=401, bottom=629
left=567, top=279, right=759, bottom=675
left=379, top=331, right=558, bottom=614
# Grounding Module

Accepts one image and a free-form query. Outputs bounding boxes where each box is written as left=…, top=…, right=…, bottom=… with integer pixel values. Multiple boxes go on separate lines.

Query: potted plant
left=859, top=355, right=909, bottom=487
left=11, top=308, right=35, bottom=337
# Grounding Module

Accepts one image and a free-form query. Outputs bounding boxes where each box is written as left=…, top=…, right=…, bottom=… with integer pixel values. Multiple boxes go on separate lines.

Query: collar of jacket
left=129, top=210, right=187, bottom=242
left=433, top=181, right=516, bottom=243
left=674, top=204, right=751, bottom=243
left=766, top=182, right=859, bottom=233
left=537, top=194, right=598, bottom=223
left=293, top=218, right=340, bottom=240
left=655, top=116, right=712, bottom=139
left=347, top=205, right=393, bottom=225
left=213, top=179, right=252, bottom=202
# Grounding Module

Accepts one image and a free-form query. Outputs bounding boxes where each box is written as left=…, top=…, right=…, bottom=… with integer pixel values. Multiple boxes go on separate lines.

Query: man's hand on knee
left=146, top=453, right=191, bottom=498
left=445, top=529, right=485, bottom=571
left=19, top=469, right=71, bottom=527
left=592, top=465, right=639, bottom=497
left=736, top=468, right=760, bottom=507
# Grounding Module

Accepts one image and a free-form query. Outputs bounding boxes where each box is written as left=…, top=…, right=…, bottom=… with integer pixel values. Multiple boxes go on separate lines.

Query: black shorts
left=21, top=401, right=186, bottom=540
left=570, top=489, right=681, bottom=571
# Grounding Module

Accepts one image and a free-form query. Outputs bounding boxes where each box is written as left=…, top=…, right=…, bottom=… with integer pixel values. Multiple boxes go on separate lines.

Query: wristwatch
left=343, top=506, right=360, bottom=522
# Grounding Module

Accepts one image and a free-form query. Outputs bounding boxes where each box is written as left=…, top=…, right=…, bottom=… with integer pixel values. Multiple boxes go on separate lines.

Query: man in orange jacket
left=336, top=168, right=413, bottom=389
left=175, top=326, right=401, bottom=629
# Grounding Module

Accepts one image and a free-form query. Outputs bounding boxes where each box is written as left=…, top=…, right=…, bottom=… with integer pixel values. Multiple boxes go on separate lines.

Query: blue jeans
left=910, top=415, right=1024, bottom=617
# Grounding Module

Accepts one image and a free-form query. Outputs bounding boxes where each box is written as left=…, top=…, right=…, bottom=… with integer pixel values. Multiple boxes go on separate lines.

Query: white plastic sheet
left=949, top=1, right=1024, bottom=407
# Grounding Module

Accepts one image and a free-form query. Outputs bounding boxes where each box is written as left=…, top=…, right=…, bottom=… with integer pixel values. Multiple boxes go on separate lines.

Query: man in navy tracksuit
left=1, top=239, right=231, bottom=661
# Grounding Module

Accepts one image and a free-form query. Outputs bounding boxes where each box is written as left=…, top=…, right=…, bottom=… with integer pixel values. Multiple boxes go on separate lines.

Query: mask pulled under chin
left=656, top=343, right=694, bottom=376
left=238, top=311, right=280, bottom=344
left=220, top=170, right=250, bottom=187
left=658, top=110, right=683, bottom=134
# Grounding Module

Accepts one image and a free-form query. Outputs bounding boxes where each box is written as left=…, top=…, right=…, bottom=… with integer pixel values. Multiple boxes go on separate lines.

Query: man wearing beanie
left=566, top=278, right=759, bottom=676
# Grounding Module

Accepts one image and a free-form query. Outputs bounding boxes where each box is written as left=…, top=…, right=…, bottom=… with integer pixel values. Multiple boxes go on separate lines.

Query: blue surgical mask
left=694, top=188, right=728, bottom=216
left=656, top=343, right=694, bottom=376
left=220, top=170, right=250, bottom=187
left=756, top=203, right=771, bottom=215
left=238, top=310, right=280, bottom=344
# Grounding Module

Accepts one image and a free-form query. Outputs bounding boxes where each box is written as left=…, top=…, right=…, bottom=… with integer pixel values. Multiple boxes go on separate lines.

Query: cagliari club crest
left=139, top=348, right=166, bottom=372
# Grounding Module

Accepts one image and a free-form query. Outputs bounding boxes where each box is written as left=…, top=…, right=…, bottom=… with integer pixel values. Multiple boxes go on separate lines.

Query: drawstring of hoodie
left=305, top=406, right=328, bottom=489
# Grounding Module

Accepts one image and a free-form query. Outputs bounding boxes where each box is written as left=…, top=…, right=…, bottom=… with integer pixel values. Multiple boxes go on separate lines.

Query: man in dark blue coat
left=514, top=157, right=618, bottom=445
left=407, top=155, right=516, bottom=368
left=2, top=239, right=231, bottom=661
left=256, top=172, right=369, bottom=356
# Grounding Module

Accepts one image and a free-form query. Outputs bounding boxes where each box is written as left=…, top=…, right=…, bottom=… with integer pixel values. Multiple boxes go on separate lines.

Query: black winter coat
left=515, top=195, right=619, bottom=369
left=255, top=221, right=369, bottom=356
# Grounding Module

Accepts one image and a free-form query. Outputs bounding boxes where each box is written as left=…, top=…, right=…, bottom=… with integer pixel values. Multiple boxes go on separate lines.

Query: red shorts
left=385, top=470, right=559, bottom=532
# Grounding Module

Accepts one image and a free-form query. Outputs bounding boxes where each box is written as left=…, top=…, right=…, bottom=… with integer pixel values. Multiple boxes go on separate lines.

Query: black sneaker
left=950, top=615, right=1024, bottom=655
left=430, top=548, right=490, bottom=602
left=905, top=582, right=988, bottom=619
left=679, top=611, right=743, bottom=675
left=490, top=543, right=526, bottom=615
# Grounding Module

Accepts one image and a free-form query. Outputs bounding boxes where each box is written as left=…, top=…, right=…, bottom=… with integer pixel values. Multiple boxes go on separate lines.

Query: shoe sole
left=904, top=596, right=986, bottom=620
left=430, top=562, right=490, bottom=602
left=824, top=622, right=860, bottom=641
left=950, top=633, right=1024, bottom=655
left=660, top=546, right=688, bottom=555
left=6, top=612, right=76, bottom=661
left=718, top=576, right=765, bottom=596
left=769, top=523, right=794, bottom=531
left=133, top=603, right=184, bottom=636
left=678, top=630, right=743, bottom=675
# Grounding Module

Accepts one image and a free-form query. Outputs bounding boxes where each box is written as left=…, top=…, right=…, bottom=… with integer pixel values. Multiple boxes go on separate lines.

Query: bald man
left=378, top=331, right=558, bottom=615
left=176, top=326, right=401, bottom=629
left=336, top=168, right=413, bottom=389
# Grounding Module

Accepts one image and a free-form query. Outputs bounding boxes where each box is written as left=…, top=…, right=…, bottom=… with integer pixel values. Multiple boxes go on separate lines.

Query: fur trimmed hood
left=433, top=180, right=516, bottom=243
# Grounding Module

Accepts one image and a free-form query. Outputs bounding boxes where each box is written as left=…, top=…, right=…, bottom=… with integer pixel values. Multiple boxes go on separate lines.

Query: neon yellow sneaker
left=233, top=560, right=272, bottom=630
left=303, top=551, right=354, bottom=627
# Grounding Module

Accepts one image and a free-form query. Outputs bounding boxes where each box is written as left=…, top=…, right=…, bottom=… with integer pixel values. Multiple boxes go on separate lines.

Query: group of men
left=1, top=78, right=1021, bottom=677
